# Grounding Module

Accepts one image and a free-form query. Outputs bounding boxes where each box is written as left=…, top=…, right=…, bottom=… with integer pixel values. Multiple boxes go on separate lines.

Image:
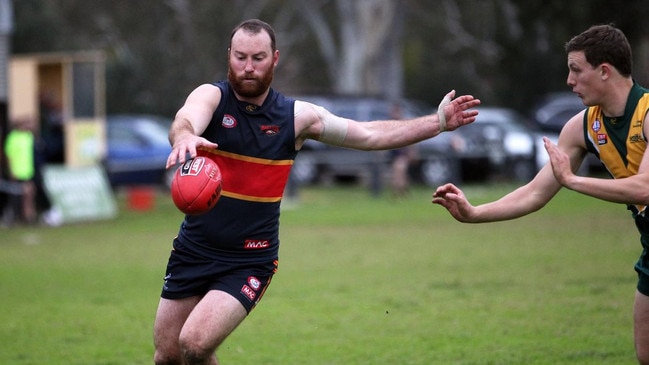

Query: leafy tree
left=404, top=0, right=649, bottom=113
left=9, top=0, right=649, bottom=117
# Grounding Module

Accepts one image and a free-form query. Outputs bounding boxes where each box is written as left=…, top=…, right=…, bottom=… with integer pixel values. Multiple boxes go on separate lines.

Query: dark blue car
left=104, top=114, right=174, bottom=189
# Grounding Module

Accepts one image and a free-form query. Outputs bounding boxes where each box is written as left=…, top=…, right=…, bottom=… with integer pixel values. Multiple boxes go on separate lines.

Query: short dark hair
left=230, top=19, right=276, bottom=52
left=565, top=24, right=632, bottom=77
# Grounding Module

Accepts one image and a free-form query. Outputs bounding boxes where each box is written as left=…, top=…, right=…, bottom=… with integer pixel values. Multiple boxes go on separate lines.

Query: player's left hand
left=543, top=137, right=574, bottom=186
left=437, top=90, right=481, bottom=132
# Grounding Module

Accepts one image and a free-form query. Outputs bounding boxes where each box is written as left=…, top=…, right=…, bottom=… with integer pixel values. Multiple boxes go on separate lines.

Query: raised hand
left=437, top=90, right=481, bottom=132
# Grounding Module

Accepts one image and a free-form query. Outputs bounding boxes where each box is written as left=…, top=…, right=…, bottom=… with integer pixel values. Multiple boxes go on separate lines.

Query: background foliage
left=10, top=0, right=649, bottom=118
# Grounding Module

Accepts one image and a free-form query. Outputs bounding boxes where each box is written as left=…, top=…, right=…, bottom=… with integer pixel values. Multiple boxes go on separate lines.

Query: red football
left=171, top=156, right=223, bottom=215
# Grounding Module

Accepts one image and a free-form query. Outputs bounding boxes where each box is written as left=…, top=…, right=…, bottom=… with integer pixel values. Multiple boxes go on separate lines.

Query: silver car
left=417, top=106, right=538, bottom=186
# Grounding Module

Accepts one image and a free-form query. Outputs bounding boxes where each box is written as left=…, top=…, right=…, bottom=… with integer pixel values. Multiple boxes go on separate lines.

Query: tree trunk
left=302, top=0, right=404, bottom=98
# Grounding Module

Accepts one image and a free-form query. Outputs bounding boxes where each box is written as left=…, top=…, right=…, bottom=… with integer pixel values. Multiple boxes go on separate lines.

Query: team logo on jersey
left=246, top=104, right=258, bottom=112
left=222, top=114, right=237, bottom=128
left=248, top=276, right=261, bottom=290
left=597, top=133, right=608, bottom=145
left=261, top=125, right=280, bottom=136
left=241, top=285, right=256, bottom=301
left=592, top=119, right=601, bottom=132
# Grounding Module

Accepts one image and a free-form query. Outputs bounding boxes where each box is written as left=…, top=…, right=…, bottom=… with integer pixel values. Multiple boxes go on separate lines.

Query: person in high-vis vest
left=433, top=24, right=649, bottom=364
left=4, top=116, right=36, bottom=224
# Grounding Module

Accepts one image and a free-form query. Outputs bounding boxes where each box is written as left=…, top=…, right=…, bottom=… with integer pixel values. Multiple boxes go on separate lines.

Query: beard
left=228, top=64, right=275, bottom=98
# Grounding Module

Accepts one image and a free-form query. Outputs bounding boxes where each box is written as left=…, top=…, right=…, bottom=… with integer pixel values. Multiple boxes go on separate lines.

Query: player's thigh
left=634, top=291, right=649, bottom=355
left=179, top=290, right=248, bottom=349
left=154, top=296, right=202, bottom=351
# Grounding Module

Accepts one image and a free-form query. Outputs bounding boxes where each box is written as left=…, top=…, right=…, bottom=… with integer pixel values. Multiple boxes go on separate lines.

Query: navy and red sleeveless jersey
left=175, top=81, right=296, bottom=258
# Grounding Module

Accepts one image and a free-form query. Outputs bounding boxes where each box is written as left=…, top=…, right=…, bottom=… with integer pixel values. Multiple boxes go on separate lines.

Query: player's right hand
left=431, top=183, right=476, bottom=223
left=166, top=134, right=218, bottom=169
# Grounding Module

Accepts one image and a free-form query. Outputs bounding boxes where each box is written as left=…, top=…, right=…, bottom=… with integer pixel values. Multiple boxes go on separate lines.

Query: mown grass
left=0, top=183, right=640, bottom=364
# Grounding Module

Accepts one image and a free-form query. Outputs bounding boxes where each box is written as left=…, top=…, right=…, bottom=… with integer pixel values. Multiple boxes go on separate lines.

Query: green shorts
left=634, top=217, right=649, bottom=295
left=636, top=249, right=649, bottom=295
left=637, top=266, right=649, bottom=296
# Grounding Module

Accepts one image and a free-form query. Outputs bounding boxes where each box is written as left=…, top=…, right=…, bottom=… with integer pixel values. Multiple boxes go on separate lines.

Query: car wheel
left=291, top=151, right=319, bottom=185
left=419, top=156, right=461, bottom=187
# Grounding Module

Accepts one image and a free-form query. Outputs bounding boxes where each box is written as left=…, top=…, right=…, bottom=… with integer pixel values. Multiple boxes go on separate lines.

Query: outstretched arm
left=431, top=168, right=561, bottom=223
left=432, top=114, right=588, bottom=223
left=344, top=90, right=480, bottom=150
left=294, top=90, right=480, bottom=151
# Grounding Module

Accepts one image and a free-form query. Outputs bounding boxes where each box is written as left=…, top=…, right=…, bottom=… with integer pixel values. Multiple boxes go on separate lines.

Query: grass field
left=0, top=183, right=641, bottom=364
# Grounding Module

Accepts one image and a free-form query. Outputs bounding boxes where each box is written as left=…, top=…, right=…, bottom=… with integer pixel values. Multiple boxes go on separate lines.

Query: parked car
left=530, top=92, right=601, bottom=174
left=104, top=114, right=174, bottom=189
left=531, top=92, right=585, bottom=134
left=416, top=106, right=538, bottom=186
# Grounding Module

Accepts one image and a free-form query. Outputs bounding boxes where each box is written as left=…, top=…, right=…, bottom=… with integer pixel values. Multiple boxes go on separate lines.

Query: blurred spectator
left=39, top=92, right=64, bottom=164
left=4, top=116, right=36, bottom=224
left=389, top=102, right=417, bottom=197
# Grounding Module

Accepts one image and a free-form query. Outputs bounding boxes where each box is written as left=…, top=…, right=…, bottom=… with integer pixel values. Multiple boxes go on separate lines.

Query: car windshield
left=133, top=118, right=170, bottom=145
left=109, top=116, right=170, bottom=146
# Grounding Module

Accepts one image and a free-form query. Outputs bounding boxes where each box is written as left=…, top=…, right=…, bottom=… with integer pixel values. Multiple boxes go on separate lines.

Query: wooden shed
left=8, top=50, right=106, bottom=166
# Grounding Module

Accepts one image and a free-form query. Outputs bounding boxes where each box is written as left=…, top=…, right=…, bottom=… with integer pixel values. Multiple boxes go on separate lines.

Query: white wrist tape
left=437, top=94, right=452, bottom=132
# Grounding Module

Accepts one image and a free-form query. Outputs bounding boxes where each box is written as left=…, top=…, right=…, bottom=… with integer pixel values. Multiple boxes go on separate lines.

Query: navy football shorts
left=638, top=270, right=649, bottom=296
left=161, top=238, right=278, bottom=313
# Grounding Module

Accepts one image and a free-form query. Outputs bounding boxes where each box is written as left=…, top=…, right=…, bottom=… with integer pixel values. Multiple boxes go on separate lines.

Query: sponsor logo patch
left=241, top=285, right=256, bottom=301
left=630, top=133, right=643, bottom=143
left=260, top=125, right=280, bottom=136
left=597, top=133, right=608, bottom=145
left=244, top=239, right=270, bottom=250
